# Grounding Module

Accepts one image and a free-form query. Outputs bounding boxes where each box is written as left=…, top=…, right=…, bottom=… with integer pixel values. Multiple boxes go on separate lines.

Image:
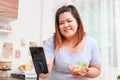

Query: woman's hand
left=39, top=58, right=53, bottom=79
left=69, top=65, right=88, bottom=78
left=70, top=68, right=88, bottom=78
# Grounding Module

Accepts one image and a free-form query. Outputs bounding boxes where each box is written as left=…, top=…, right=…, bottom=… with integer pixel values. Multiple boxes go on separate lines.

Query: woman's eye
left=59, top=22, right=63, bottom=25
left=68, top=20, right=72, bottom=23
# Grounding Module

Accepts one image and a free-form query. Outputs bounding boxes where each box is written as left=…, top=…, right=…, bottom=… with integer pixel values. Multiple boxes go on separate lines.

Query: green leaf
left=81, top=63, right=87, bottom=67
left=77, top=62, right=87, bottom=67
left=77, top=62, right=82, bottom=65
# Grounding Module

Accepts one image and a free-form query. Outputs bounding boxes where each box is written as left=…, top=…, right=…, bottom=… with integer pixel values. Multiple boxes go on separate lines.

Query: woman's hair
left=54, top=5, right=85, bottom=51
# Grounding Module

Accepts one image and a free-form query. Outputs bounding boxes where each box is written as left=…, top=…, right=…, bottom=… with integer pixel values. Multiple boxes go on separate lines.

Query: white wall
left=40, top=0, right=79, bottom=41
left=0, top=0, right=41, bottom=73
left=41, top=0, right=55, bottom=41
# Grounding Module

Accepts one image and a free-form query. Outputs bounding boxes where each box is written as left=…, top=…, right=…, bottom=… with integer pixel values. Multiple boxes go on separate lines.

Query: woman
left=39, top=5, right=101, bottom=80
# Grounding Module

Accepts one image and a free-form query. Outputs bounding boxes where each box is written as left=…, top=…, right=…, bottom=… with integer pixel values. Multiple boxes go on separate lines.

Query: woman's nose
left=64, top=22, right=69, bottom=27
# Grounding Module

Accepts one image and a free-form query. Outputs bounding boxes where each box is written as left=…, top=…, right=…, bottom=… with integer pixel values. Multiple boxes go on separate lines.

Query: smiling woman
left=59, top=12, right=78, bottom=39
left=39, top=4, right=101, bottom=80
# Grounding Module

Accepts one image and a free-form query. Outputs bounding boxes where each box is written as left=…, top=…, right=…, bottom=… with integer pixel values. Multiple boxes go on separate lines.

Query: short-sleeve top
left=43, top=35, right=101, bottom=80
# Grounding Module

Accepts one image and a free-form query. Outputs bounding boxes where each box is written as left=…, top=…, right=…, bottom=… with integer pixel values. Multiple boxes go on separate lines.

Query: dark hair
left=54, top=5, right=85, bottom=51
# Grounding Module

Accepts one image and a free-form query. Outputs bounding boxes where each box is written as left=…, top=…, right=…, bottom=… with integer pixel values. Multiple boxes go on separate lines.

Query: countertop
left=0, top=78, right=40, bottom=80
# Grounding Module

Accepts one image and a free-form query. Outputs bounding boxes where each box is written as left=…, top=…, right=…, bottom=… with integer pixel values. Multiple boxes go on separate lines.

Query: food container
left=0, top=61, right=11, bottom=78
left=0, top=61, right=11, bottom=70
left=0, top=26, right=4, bottom=29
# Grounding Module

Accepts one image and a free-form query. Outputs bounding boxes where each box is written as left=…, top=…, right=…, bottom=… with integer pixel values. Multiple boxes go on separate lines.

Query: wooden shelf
left=0, top=29, right=12, bottom=34
left=0, top=69, right=11, bottom=71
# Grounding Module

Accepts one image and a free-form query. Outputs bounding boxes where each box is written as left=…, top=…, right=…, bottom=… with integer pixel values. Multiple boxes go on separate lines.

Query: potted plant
left=117, top=75, right=120, bottom=80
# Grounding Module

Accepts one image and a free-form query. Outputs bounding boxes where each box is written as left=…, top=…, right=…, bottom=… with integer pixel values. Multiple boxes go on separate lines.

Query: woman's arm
left=85, top=64, right=101, bottom=78
left=39, top=58, right=53, bottom=79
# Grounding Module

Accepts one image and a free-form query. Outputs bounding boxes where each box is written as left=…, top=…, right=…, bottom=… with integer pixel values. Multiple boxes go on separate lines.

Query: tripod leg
left=37, top=74, right=39, bottom=80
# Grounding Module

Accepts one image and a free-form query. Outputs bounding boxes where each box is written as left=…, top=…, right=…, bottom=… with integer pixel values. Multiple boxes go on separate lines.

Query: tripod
left=37, top=74, right=39, bottom=80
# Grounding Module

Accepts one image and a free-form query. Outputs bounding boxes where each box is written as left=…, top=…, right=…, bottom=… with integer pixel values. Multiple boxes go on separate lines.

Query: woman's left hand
left=69, top=67, right=89, bottom=78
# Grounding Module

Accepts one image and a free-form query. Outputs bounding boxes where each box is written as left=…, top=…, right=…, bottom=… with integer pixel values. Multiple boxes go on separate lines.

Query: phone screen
left=30, top=47, right=48, bottom=74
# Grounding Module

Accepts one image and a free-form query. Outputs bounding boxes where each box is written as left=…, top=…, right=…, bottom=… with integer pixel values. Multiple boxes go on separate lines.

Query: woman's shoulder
left=46, top=36, right=54, bottom=42
left=44, top=36, right=54, bottom=45
left=85, top=35, right=98, bottom=44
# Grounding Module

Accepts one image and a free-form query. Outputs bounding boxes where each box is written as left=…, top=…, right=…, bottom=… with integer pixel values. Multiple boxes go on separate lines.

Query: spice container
left=5, top=25, right=12, bottom=31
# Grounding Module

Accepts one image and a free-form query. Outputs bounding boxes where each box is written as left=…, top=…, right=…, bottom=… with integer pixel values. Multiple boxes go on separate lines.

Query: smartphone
left=30, top=47, right=48, bottom=74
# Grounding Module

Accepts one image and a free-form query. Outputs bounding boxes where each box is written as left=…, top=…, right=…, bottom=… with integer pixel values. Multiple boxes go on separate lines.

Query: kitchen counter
left=0, top=78, right=40, bottom=80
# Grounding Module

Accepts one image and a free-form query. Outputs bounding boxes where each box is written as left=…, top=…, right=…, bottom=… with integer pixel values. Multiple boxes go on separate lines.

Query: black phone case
left=30, top=47, right=48, bottom=74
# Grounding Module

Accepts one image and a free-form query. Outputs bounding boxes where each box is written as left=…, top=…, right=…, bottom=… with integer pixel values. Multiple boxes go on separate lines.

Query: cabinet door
left=0, top=0, right=18, bottom=19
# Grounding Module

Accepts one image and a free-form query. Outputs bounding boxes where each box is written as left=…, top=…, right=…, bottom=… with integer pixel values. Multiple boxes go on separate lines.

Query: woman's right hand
left=39, top=58, right=53, bottom=79
left=39, top=73, right=49, bottom=79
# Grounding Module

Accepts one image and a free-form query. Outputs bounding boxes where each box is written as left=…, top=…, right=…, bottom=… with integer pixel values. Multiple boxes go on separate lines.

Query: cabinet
left=0, top=0, right=19, bottom=22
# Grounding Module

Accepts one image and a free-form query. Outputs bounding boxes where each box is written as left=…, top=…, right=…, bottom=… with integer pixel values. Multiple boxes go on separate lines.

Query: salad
left=69, top=62, right=87, bottom=74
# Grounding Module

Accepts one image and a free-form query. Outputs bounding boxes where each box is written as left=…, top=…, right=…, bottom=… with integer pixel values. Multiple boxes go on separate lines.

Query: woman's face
left=59, top=12, right=78, bottom=39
